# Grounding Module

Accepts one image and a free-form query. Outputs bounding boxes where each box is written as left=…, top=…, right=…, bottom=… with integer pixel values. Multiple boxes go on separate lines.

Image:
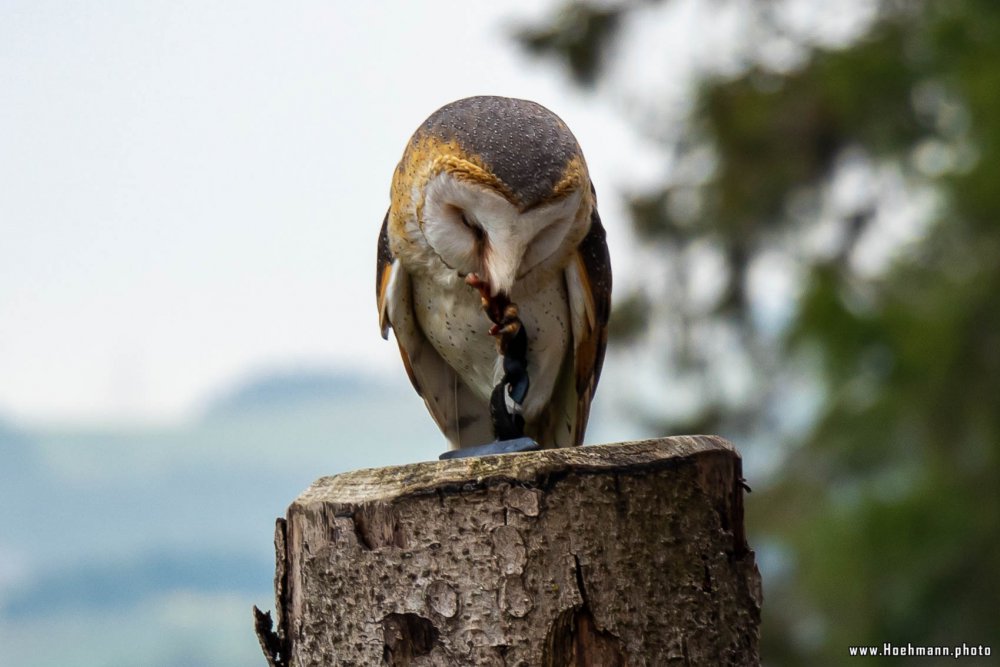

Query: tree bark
left=254, top=436, right=762, bottom=666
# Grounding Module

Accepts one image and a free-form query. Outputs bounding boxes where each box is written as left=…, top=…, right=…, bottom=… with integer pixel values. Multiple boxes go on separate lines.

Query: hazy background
left=2, top=2, right=651, bottom=665
left=4, top=1, right=998, bottom=665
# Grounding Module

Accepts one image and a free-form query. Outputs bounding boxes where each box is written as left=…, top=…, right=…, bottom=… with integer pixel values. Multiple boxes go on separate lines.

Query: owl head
left=389, top=96, right=594, bottom=296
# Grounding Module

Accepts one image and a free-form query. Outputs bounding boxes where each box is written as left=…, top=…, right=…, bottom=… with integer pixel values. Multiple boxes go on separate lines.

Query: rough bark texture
left=255, top=436, right=762, bottom=666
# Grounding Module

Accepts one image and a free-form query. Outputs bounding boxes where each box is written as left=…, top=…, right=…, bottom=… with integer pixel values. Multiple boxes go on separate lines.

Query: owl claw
left=465, top=273, right=509, bottom=326
left=464, top=272, right=494, bottom=310
left=489, top=304, right=521, bottom=341
left=466, top=274, right=519, bottom=339
left=463, top=272, right=488, bottom=291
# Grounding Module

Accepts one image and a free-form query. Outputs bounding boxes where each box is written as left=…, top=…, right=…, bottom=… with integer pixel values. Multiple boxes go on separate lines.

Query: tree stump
left=254, top=436, right=762, bottom=666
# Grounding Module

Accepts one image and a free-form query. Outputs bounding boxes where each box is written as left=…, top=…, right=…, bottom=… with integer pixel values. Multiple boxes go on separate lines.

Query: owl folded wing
left=377, top=211, right=495, bottom=449
left=560, top=205, right=612, bottom=447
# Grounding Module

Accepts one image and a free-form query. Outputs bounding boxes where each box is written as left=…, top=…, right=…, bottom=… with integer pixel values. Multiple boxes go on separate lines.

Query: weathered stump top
left=296, top=435, right=738, bottom=507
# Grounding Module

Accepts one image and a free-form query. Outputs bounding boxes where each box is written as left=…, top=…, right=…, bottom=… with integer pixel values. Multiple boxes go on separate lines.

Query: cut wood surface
left=255, top=435, right=762, bottom=666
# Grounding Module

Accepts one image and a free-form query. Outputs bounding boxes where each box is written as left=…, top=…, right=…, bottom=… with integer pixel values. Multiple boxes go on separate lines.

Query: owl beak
left=481, top=227, right=529, bottom=297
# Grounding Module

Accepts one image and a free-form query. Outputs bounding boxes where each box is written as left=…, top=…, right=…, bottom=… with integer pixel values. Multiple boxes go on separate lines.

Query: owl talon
left=488, top=304, right=521, bottom=345
left=489, top=320, right=521, bottom=339
left=465, top=273, right=515, bottom=327
left=463, top=272, right=488, bottom=292
left=464, top=272, right=494, bottom=306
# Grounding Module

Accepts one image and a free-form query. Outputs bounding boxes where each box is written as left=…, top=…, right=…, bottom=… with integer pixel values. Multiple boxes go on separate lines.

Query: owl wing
left=560, top=203, right=612, bottom=446
left=377, top=211, right=494, bottom=449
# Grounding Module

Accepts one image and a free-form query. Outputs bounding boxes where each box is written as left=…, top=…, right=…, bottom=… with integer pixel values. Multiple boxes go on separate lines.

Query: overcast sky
left=1, top=0, right=888, bottom=426
left=2, top=1, right=680, bottom=424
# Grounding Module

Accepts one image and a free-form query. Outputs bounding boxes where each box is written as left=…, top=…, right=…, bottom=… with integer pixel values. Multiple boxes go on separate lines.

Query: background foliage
left=518, top=1, right=999, bottom=662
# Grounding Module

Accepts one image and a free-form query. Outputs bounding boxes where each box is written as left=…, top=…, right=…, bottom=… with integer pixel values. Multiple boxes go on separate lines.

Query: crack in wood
left=540, top=554, right=626, bottom=666
left=573, top=553, right=590, bottom=609
left=353, top=503, right=407, bottom=550
left=382, top=612, right=439, bottom=666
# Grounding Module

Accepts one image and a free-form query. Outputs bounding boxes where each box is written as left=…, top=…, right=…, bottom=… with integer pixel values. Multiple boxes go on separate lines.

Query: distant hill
left=2, top=549, right=270, bottom=619
left=0, top=417, right=38, bottom=482
left=201, top=368, right=385, bottom=419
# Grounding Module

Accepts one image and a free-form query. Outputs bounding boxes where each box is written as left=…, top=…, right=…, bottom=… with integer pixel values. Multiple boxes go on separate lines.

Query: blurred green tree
left=517, top=1, right=1000, bottom=663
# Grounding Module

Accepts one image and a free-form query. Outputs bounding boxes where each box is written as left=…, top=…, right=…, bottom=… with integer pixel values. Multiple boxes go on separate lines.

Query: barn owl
left=376, top=96, right=610, bottom=453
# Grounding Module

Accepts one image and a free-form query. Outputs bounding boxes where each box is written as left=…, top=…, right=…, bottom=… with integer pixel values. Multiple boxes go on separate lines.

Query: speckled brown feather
left=376, top=210, right=393, bottom=336
left=571, top=206, right=612, bottom=445
left=378, top=209, right=426, bottom=397
left=412, top=96, right=582, bottom=209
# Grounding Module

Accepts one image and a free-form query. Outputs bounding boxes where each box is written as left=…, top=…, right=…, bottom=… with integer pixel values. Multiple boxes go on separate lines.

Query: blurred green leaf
left=515, top=3, right=622, bottom=86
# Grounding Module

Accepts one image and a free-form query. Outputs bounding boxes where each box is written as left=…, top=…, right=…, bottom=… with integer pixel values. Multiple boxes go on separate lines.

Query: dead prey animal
left=438, top=274, right=538, bottom=460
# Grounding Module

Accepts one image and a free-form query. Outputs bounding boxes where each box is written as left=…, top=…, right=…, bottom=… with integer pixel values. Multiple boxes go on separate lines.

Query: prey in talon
left=464, top=273, right=523, bottom=352
left=376, top=96, right=612, bottom=457
left=490, top=304, right=523, bottom=344
left=463, top=272, right=506, bottom=328
left=464, top=272, right=531, bottom=436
